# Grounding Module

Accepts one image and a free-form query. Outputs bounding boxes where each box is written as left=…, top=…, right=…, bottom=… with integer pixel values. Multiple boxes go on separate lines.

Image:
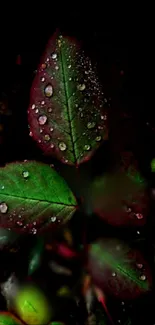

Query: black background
left=0, top=7, right=155, bottom=325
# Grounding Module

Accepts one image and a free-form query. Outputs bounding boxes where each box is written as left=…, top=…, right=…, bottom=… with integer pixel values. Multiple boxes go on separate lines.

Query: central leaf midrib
left=60, top=44, right=77, bottom=162
left=0, top=192, right=75, bottom=207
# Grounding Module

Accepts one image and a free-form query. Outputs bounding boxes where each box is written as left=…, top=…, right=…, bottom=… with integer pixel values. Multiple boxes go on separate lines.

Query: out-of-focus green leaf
left=0, top=161, right=77, bottom=233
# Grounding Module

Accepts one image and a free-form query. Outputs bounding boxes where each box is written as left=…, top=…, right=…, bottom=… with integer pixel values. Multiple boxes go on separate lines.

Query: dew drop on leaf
left=44, top=84, right=53, bottom=97
left=32, top=104, right=35, bottom=109
left=0, top=202, right=8, bottom=213
left=44, top=134, right=50, bottom=141
left=112, top=272, right=117, bottom=277
left=38, top=115, right=47, bottom=125
left=55, top=66, right=59, bottom=70
left=84, top=144, right=91, bottom=151
left=22, top=171, right=29, bottom=178
left=41, top=77, right=45, bottom=82
left=51, top=216, right=56, bottom=222
left=50, top=127, right=54, bottom=132
left=135, top=213, right=143, bottom=219
left=77, top=83, right=86, bottom=91
left=87, top=121, right=96, bottom=129
left=140, top=275, right=146, bottom=281
left=51, top=53, right=57, bottom=59
left=136, top=263, right=143, bottom=269
left=48, top=108, right=52, bottom=113
left=59, top=142, right=67, bottom=151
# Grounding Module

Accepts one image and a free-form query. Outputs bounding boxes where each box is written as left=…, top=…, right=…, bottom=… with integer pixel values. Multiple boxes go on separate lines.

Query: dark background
left=0, top=8, right=155, bottom=325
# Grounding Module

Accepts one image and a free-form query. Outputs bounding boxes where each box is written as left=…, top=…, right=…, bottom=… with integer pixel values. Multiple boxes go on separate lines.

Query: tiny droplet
left=59, top=142, right=67, bottom=151
left=38, top=115, right=47, bottom=125
left=45, top=84, right=53, bottom=97
left=0, top=202, right=8, bottom=213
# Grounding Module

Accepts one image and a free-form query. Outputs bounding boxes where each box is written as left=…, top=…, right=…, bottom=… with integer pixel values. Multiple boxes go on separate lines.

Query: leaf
left=28, top=31, right=108, bottom=166
left=0, top=161, right=77, bottom=233
left=88, top=238, right=152, bottom=299
left=28, top=237, right=44, bottom=275
left=90, top=157, right=148, bottom=226
left=0, top=312, right=24, bottom=325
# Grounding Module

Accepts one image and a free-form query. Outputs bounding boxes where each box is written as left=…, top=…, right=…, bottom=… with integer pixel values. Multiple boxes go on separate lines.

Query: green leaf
left=28, top=31, right=108, bottom=166
left=0, top=312, right=24, bottom=325
left=28, top=237, right=44, bottom=275
left=0, top=161, right=77, bottom=233
left=88, top=238, right=152, bottom=299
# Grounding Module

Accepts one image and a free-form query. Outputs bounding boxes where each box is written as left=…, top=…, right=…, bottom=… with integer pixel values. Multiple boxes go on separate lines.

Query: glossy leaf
left=0, top=161, right=77, bottom=233
left=28, top=237, right=44, bottom=275
left=90, top=153, right=148, bottom=226
left=0, top=312, right=24, bottom=325
left=88, top=238, right=152, bottom=299
left=28, top=31, right=108, bottom=166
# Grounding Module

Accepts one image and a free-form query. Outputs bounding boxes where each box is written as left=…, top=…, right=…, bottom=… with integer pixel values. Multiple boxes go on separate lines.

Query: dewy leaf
left=0, top=312, right=24, bottom=325
left=0, top=161, right=77, bottom=233
left=88, top=238, right=152, bottom=299
left=28, top=31, right=108, bottom=166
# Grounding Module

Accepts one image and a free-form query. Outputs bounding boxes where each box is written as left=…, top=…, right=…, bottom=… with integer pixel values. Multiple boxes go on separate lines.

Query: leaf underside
left=0, top=161, right=77, bottom=233
left=89, top=239, right=152, bottom=299
left=28, top=31, right=108, bottom=165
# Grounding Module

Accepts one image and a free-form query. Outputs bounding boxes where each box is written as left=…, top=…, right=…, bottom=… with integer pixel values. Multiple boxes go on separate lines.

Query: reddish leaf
left=88, top=238, right=152, bottom=299
left=28, top=31, right=108, bottom=166
left=90, top=152, right=148, bottom=226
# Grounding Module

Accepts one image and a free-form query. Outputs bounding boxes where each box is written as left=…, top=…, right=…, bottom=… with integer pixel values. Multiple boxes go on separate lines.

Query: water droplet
left=41, top=77, right=45, bottom=82
left=84, top=144, right=91, bottom=151
left=1, top=186, right=4, bottom=190
left=136, top=263, right=143, bottom=269
left=44, top=134, right=50, bottom=141
left=80, top=113, right=84, bottom=118
left=29, top=131, right=33, bottom=137
left=31, top=228, right=37, bottom=235
left=140, top=274, right=146, bottom=281
left=38, top=115, right=47, bottom=125
left=68, top=64, right=71, bottom=68
left=35, top=109, right=39, bottom=113
left=50, top=127, right=54, bottom=132
left=69, top=77, right=72, bottom=81
left=112, top=272, right=116, bottom=277
left=101, top=115, right=107, bottom=120
left=59, top=142, right=67, bottom=151
left=22, top=171, right=29, bottom=178
left=48, top=107, right=52, bottom=113
left=41, top=101, right=45, bottom=105
left=16, top=221, right=23, bottom=227
left=87, top=121, right=96, bottom=129
left=95, top=135, right=102, bottom=142
left=44, top=84, right=53, bottom=97
left=51, top=216, right=56, bottom=222
left=32, top=104, right=35, bottom=109
left=137, top=230, right=140, bottom=235
left=55, top=65, right=59, bottom=70
left=0, top=202, right=8, bottom=213
left=77, top=83, right=86, bottom=91
left=51, top=53, right=57, bottom=59
left=135, top=213, right=143, bottom=219
left=50, top=144, right=54, bottom=148
left=46, top=58, right=49, bottom=62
